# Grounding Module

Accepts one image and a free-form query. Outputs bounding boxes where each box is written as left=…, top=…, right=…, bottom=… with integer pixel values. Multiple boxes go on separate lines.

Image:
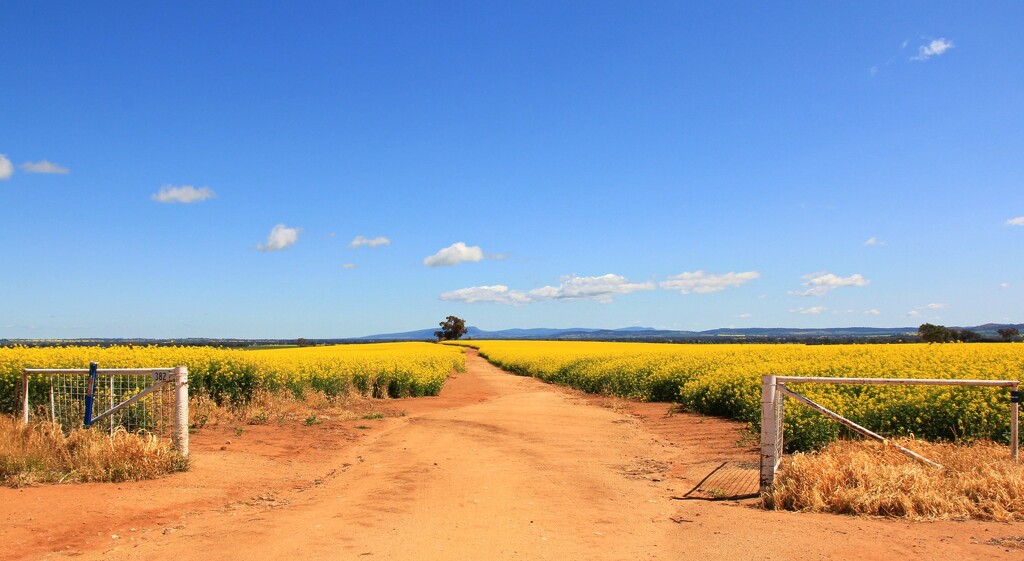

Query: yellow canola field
left=2, top=343, right=466, bottom=414
left=449, top=340, right=1024, bottom=451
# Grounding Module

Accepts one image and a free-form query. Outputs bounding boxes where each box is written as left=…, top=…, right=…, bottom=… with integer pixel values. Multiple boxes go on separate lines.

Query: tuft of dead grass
left=763, top=438, right=1024, bottom=520
left=0, top=415, right=187, bottom=487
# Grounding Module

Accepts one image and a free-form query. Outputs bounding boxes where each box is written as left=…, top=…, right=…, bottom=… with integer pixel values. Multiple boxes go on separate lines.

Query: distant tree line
left=917, top=323, right=979, bottom=343
left=998, top=327, right=1020, bottom=341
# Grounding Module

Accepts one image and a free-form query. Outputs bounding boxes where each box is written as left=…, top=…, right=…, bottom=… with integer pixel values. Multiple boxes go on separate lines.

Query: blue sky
left=2, top=2, right=1022, bottom=338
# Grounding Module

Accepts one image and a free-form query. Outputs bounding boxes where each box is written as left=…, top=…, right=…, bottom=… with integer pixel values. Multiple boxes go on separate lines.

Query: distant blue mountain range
left=361, top=325, right=898, bottom=341
left=359, top=323, right=1023, bottom=342
left=5, top=324, right=1019, bottom=348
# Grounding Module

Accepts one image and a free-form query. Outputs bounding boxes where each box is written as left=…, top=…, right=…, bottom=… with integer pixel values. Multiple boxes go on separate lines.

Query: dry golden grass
left=1, top=388, right=385, bottom=487
left=0, top=414, right=187, bottom=487
left=189, top=389, right=377, bottom=428
left=763, top=438, right=1024, bottom=520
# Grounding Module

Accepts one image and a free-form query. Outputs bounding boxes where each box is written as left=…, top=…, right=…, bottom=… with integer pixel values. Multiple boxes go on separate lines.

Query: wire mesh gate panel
left=759, top=374, right=1019, bottom=493
left=20, top=365, right=189, bottom=456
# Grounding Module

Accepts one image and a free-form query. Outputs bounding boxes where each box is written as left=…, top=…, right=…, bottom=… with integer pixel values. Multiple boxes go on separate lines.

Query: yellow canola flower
left=448, top=340, right=1024, bottom=451
left=2, top=342, right=466, bottom=413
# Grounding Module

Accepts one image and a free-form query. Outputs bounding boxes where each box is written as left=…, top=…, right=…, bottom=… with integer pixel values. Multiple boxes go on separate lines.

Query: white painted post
left=1012, top=383, right=1019, bottom=462
left=760, top=374, right=778, bottom=492
left=173, top=366, right=189, bottom=457
left=21, top=371, right=29, bottom=425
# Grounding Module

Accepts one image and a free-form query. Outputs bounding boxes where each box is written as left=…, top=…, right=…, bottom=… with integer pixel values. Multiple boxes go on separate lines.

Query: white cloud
left=440, top=274, right=654, bottom=305
left=912, top=38, right=954, bottom=61
left=440, top=285, right=532, bottom=305
left=423, top=242, right=485, bottom=267
left=21, top=160, right=70, bottom=174
left=152, top=185, right=216, bottom=204
left=1001, top=282, right=1010, bottom=290
left=907, top=303, right=947, bottom=318
left=864, top=309, right=881, bottom=315
left=863, top=237, right=885, bottom=246
left=659, top=270, right=760, bottom=294
left=790, top=272, right=870, bottom=296
left=736, top=313, right=753, bottom=319
left=528, top=274, right=655, bottom=303
left=791, top=306, right=826, bottom=315
left=349, top=235, right=391, bottom=249
left=1007, top=217, right=1024, bottom=226
left=341, top=263, right=357, bottom=270
left=257, top=224, right=301, bottom=252
left=0, top=154, right=12, bottom=180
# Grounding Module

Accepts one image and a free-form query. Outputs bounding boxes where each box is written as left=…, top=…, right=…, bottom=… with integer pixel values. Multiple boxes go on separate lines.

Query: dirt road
left=4, top=350, right=1022, bottom=560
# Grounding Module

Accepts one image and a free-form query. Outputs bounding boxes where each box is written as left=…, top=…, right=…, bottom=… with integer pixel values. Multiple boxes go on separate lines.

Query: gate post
left=760, top=374, right=778, bottom=492
left=1012, top=383, right=1019, bottom=462
left=21, top=370, right=30, bottom=424
left=173, top=366, right=189, bottom=457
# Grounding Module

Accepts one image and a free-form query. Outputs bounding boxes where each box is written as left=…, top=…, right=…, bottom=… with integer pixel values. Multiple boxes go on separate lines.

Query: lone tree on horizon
left=435, top=315, right=468, bottom=341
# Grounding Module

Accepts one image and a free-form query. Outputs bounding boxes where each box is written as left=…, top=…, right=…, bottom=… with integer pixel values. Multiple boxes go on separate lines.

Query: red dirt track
left=4, top=350, right=1022, bottom=560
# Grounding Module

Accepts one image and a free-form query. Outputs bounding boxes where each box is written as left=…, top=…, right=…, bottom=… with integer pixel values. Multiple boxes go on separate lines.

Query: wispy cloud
left=441, top=274, right=654, bottom=305
left=0, top=154, right=12, bottom=180
left=907, top=303, right=947, bottom=319
left=423, top=242, right=486, bottom=267
left=341, top=263, right=357, bottom=270
left=440, top=285, right=532, bottom=305
left=911, top=38, right=954, bottom=61
left=659, top=271, right=760, bottom=294
left=791, top=306, right=826, bottom=315
left=528, top=274, right=654, bottom=303
left=152, top=185, right=216, bottom=204
left=863, top=236, right=885, bottom=246
left=789, top=273, right=870, bottom=296
left=1001, top=282, right=1010, bottom=290
left=349, top=235, right=391, bottom=249
left=257, top=224, right=301, bottom=252
left=874, top=38, right=953, bottom=75
left=1007, top=216, right=1024, bottom=226
left=21, top=160, right=70, bottom=174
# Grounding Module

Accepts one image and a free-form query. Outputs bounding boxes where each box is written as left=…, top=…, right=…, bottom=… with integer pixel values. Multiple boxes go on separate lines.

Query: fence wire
left=25, top=372, right=174, bottom=438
